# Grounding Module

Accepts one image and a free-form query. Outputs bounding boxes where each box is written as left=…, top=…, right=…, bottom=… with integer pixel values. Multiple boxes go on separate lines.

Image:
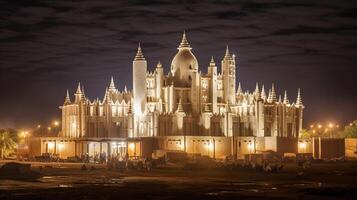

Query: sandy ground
left=1, top=160, right=357, bottom=200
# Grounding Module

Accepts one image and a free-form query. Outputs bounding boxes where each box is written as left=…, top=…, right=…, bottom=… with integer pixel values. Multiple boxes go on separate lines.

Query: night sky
left=1, top=0, right=357, bottom=129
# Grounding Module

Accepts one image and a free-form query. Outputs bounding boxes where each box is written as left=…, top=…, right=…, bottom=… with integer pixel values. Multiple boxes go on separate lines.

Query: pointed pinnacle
left=224, top=45, right=232, bottom=59
left=237, top=82, right=242, bottom=94
left=296, top=88, right=302, bottom=105
left=261, top=85, right=266, bottom=100
left=283, top=90, right=289, bottom=104
left=179, top=30, right=191, bottom=49
left=109, top=76, right=116, bottom=90
left=76, top=82, right=82, bottom=94
left=134, top=42, right=145, bottom=61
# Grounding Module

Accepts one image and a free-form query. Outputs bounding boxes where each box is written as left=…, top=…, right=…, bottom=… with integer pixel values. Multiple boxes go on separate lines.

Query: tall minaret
left=208, top=56, right=218, bottom=113
left=295, top=88, right=304, bottom=137
left=221, top=45, right=236, bottom=105
left=155, top=61, right=163, bottom=100
left=133, top=43, right=147, bottom=116
left=133, top=43, right=147, bottom=137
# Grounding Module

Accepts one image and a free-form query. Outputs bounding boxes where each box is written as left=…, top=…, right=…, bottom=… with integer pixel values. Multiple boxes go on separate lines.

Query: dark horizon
left=1, top=0, right=357, bottom=129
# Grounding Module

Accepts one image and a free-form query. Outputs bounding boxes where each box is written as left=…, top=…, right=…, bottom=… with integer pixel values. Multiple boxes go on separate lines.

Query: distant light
left=310, top=124, right=314, bottom=128
left=299, top=141, right=307, bottom=149
left=58, top=143, right=64, bottom=150
left=248, top=142, right=255, bottom=151
left=53, top=121, right=59, bottom=126
left=37, top=124, right=41, bottom=128
left=318, top=124, right=322, bottom=129
left=48, top=127, right=52, bottom=131
left=48, top=142, right=55, bottom=149
left=328, top=123, right=333, bottom=128
left=129, top=143, right=135, bottom=151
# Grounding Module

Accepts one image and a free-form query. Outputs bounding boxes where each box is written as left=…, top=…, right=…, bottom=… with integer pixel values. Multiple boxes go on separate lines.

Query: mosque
left=29, top=32, right=305, bottom=160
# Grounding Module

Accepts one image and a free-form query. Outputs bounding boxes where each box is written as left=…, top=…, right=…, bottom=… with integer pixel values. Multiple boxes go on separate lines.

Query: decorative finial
left=178, top=30, right=191, bottom=49
left=64, top=89, right=71, bottom=105
left=134, top=42, right=145, bottom=61
left=237, top=82, right=242, bottom=95
left=296, top=88, right=302, bottom=106
left=261, top=85, right=266, bottom=101
left=254, top=83, right=260, bottom=98
left=76, top=82, right=82, bottom=94
left=224, top=45, right=232, bottom=59
left=109, top=76, right=116, bottom=91
left=267, top=89, right=272, bottom=103
left=270, top=83, right=277, bottom=102
left=283, top=90, right=289, bottom=104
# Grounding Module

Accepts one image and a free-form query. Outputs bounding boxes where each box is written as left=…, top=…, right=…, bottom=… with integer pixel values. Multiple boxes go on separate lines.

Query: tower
left=133, top=43, right=147, bottom=137
left=221, top=45, right=236, bottom=105
left=208, top=56, right=218, bottom=113
left=133, top=43, right=147, bottom=115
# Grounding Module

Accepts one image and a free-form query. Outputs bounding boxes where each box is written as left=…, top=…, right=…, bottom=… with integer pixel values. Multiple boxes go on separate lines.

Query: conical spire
left=109, top=76, right=116, bottom=91
left=224, top=45, right=232, bottom=59
left=261, top=85, right=267, bottom=101
left=296, top=88, right=302, bottom=106
left=178, top=31, right=191, bottom=49
left=267, top=89, right=272, bottom=103
left=209, top=56, right=215, bottom=67
left=103, top=87, right=111, bottom=103
left=254, top=83, right=260, bottom=99
left=270, top=83, right=277, bottom=103
left=278, top=95, right=282, bottom=103
left=76, top=82, right=82, bottom=94
left=134, top=42, right=145, bottom=61
left=237, top=82, right=242, bottom=95
left=283, top=90, right=290, bottom=104
left=81, top=86, right=86, bottom=100
left=64, top=89, right=71, bottom=105
left=124, top=85, right=127, bottom=93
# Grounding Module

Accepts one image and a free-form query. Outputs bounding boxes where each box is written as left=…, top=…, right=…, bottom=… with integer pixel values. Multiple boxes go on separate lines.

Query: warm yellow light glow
left=310, top=124, right=314, bottom=128
left=350, top=123, right=353, bottom=126
left=48, top=142, right=55, bottom=149
left=48, top=127, right=52, bottom=131
left=248, top=142, right=255, bottom=151
left=318, top=124, right=322, bottom=129
left=312, top=130, right=316, bottom=134
left=53, top=121, right=59, bottom=126
left=58, top=143, right=64, bottom=150
left=37, top=124, right=41, bottom=128
left=20, top=131, right=29, bottom=138
left=207, top=142, right=213, bottom=150
left=328, top=123, right=333, bottom=128
left=71, top=122, right=76, bottom=128
left=129, top=143, right=135, bottom=151
left=299, top=141, right=307, bottom=149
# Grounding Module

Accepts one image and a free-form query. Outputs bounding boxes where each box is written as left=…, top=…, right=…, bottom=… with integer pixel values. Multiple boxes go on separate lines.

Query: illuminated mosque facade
left=31, top=33, right=305, bottom=159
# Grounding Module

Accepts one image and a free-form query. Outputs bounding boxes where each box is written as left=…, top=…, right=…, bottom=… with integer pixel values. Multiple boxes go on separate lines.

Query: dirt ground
left=1, top=161, right=357, bottom=200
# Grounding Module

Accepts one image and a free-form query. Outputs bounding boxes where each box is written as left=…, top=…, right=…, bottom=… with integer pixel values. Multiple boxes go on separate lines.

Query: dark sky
left=1, top=0, right=357, bottom=129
